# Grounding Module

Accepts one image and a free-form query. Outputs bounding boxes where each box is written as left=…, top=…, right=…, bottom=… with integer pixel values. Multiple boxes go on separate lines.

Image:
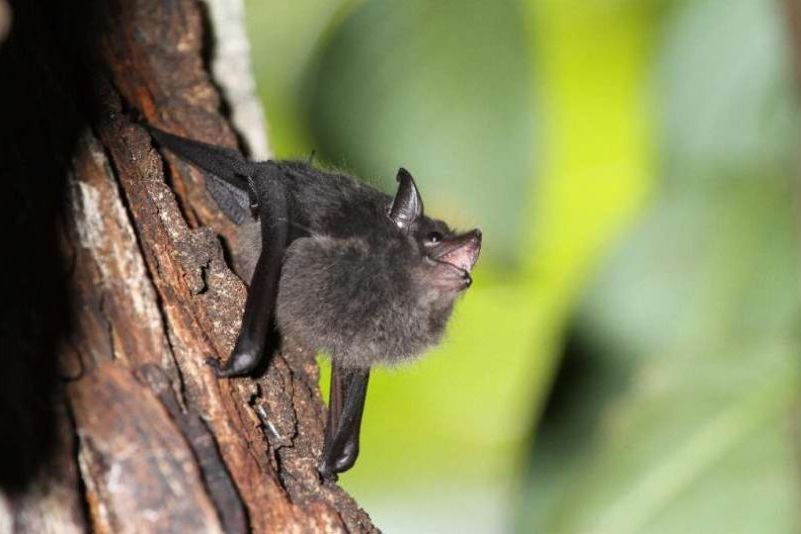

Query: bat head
left=389, top=168, right=482, bottom=294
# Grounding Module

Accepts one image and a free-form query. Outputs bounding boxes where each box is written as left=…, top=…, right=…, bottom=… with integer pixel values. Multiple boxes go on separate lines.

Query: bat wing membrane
left=146, top=125, right=255, bottom=192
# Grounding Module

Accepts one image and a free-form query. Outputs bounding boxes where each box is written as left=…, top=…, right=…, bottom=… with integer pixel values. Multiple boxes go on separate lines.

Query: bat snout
left=464, top=228, right=482, bottom=269
left=424, top=228, right=482, bottom=292
left=436, top=229, right=482, bottom=274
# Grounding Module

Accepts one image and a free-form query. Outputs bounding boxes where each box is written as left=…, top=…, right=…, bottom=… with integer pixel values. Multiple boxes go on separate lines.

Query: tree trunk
left=0, top=0, right=376, bottom=532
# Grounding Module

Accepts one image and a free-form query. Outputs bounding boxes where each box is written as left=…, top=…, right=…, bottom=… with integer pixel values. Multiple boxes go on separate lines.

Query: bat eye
left=427, top=231, right=443, bottom=245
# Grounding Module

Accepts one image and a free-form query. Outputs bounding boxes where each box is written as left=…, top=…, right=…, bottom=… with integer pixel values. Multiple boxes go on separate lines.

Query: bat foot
left=318, top=442, right=359, bottom=482
left=317, top=456, right=352, bottom=482
left=205, top=351, right=260, bottom=378
left=317, top=461, right=339, bottom=483
left=205, top=357, right=232, bottom=377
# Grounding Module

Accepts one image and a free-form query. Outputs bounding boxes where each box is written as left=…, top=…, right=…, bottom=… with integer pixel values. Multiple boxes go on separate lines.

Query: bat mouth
left=430, top=229, right=482, bottom=289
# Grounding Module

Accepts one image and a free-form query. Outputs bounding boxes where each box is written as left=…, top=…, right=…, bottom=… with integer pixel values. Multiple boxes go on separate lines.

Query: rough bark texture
left=0, top=0, right=376, bottom=532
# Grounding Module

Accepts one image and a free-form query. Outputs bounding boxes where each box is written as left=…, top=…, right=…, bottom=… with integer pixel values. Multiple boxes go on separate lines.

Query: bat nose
left=464, top=229, right=482, bottom=270
left=470, top=228, right=482, bottom=245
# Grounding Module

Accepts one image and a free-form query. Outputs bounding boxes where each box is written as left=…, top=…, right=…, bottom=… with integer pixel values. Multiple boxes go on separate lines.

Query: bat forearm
left=208, top=168, right=290, bottom=377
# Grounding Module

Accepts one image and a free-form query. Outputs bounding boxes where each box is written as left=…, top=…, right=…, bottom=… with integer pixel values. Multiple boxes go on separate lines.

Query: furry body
left=263, top=162, right=459, bottom=368
left=146, top=125, right=481, bottom=476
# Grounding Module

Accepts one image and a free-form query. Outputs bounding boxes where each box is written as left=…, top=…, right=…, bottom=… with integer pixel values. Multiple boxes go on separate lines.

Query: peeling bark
left=0, top=0, right=376, bottom=531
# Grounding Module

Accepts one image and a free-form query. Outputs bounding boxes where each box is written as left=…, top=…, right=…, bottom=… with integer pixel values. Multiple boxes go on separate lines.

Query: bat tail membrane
left=146, top=125, right=255, bottom=193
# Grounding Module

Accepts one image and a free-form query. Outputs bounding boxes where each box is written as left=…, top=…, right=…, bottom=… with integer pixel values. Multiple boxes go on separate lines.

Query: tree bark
left=0, top=0, right=376, bottom=532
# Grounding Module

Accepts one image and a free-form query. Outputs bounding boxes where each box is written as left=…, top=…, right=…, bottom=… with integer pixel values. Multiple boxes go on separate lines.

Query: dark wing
left=147, top=125, right=255, bottom=223
left=207, top=163, right=292, bottom=377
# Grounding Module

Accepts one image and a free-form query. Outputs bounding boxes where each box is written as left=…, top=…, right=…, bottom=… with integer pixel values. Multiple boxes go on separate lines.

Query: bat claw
left=205, top=349, right=262, bottom=377
left=317, top=450, right=357, bottom=481
left=204, top=357, right=226, bottom=376
left=205, top=356, right=240, bottom=378
left=317, top=461, right=339, bottom=483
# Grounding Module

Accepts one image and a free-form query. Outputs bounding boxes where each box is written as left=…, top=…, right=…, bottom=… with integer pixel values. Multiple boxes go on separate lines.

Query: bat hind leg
left=319, top=364, right=370, bottom=481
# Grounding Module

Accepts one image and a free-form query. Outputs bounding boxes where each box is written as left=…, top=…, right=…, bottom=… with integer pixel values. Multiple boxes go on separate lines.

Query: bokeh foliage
left=523, top=0, right=801, bottom=532
left=244, top=0, right=801, bottom=531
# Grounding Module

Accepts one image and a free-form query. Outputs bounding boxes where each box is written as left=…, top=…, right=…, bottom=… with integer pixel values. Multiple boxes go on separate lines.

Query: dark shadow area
left=0, top=0, right=105, bottom=493
left=515, top=323, right=634, bottom=530
left=534, top=328, right=600, bottom=442
left=526, top=324, right=632, bottom=466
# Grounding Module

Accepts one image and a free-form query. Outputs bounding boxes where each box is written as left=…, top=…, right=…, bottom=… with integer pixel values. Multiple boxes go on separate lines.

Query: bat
left=145, top=125, right=482, bottom=479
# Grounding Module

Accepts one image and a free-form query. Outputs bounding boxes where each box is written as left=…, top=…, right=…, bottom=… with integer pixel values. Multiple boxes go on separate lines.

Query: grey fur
left=277, top=235, right=455, bottom=368
left=261, top=161, right=480, bottom=368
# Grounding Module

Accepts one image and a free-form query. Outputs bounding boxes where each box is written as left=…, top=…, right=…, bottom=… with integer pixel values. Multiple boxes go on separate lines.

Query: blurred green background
left=243, top=0, right=801, bottom=531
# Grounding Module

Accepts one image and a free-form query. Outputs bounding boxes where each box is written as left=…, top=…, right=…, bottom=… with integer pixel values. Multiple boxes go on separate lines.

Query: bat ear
left=389, top=168, right=423, bottom=229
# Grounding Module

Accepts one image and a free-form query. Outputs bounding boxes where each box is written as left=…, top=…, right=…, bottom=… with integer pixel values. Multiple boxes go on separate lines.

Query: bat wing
left=208, top=164, right=292, bottom=377
left=146, top=125, right=254, bottom=188
left=146, top=125, right=256, bottom=223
